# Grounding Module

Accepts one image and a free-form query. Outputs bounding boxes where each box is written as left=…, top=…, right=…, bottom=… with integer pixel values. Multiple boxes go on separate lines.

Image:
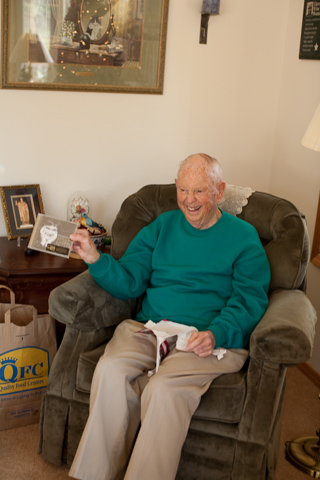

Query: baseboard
left=297, top=362, right=320, bottom=390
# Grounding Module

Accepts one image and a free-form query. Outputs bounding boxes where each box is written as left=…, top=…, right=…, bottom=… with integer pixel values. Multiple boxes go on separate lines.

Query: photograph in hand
left=28, top=214, right=78, bottom=258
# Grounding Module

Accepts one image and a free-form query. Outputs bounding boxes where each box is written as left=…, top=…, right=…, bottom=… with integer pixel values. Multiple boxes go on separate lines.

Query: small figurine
left=79, top=214, right=107, bottom=237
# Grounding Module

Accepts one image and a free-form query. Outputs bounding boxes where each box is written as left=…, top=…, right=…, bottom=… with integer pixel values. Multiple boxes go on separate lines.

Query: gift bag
left=0, top=285, right=16, bottom=320
left=0, top=289, right=57, bottom=430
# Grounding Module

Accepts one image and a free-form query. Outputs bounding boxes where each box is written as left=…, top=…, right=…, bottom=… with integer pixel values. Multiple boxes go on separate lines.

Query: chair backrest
left=111, top=184, right=309, bottom=293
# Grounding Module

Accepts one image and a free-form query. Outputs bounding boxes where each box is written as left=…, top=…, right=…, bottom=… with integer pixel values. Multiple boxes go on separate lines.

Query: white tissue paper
left=142, top=320, right=227, bottom=376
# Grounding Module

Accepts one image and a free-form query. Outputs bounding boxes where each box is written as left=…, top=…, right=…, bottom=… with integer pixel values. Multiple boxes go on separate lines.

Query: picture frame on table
left=1, top=0, right=169, bottom=94
left=311, top=192, right=320, bottom=268
left=0, top=184, right=44, bottom=240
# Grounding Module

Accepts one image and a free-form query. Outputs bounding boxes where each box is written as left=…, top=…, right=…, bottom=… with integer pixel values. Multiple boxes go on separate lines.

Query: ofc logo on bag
left=0, top=347, right=50, bottom=395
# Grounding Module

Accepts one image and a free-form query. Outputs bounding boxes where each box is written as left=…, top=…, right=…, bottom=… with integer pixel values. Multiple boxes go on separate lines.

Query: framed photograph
left=0, top=184, right=44, bottom=240
left=311, top=192, right=320, bottom=267
left=1, top=0, right=169, bottom=94
left=28, top=214, right=78, bottom=258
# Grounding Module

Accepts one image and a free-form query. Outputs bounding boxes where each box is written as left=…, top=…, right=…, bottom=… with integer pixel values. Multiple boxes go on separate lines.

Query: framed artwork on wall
left=311, top=192, right=320, bottom=267
left=0, top=0, right=169, bottom=94
left=299, top=0, right=320, bottom=60
left=0, top=184, right=45, bottom=240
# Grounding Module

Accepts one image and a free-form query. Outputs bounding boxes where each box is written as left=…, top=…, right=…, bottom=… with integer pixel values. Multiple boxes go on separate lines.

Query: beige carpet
left=1, top=366, right=319, bottom=480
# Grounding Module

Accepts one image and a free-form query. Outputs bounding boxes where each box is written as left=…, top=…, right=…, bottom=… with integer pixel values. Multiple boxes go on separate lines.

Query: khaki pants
left=69, top=320, right=248, bottom=480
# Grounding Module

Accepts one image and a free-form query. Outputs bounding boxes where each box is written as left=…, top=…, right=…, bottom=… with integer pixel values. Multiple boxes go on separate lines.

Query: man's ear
left=217, top=182, right=226, bottom=202
left=175, top=178, right=178, bottom=187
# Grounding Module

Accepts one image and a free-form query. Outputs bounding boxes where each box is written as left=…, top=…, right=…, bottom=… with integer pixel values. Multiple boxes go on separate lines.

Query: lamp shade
left=301, top=102, right=320, bottom=152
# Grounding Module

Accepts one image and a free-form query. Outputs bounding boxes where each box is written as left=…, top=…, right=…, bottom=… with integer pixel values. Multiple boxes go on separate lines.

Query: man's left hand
left=187, top=331, right=216, bottom=357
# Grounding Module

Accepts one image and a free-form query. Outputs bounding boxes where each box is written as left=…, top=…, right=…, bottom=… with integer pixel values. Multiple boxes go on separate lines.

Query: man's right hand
left=70, top=228, right=101, bottom=264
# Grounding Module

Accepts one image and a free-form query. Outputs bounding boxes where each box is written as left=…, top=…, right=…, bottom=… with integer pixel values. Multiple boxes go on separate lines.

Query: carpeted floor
left=274, top=366, right=320, bottom=480
left=1, top=366, right=319, bottom=480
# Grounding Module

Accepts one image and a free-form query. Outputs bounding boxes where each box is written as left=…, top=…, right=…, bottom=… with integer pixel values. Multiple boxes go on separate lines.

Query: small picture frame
left=0, top=184, right=44, bottom=240
left=311, top=192, right=320, bottom=268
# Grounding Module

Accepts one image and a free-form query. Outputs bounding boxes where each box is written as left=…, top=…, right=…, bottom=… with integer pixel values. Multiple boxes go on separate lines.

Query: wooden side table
left=0, top=237, right=111, bottom=343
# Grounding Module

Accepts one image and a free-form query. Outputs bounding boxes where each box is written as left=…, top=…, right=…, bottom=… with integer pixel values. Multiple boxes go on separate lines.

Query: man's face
left=40, top=224, right=58, bottom=246
left=175, top=159, right=225, bottom=230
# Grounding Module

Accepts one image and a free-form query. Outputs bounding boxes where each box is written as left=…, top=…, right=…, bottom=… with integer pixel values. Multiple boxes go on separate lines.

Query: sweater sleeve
left=87, top=221, right=158, bottom=300
left=208, top=233, right=270, bottom=349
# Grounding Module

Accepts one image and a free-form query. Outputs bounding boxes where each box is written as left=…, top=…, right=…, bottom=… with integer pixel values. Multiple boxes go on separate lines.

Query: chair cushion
left=76, top=344, right=247, bottom=424
left=193, top=369, right=247, bottom=423
left=76, top=344, right=106, bottom=394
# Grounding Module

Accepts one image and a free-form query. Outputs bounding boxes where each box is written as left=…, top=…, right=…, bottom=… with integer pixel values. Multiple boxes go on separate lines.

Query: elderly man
left=69, top=154, right=270, bottom=480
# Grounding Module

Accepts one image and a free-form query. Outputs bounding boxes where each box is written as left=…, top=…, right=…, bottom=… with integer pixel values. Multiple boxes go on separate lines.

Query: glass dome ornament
left=67, top=192, right=90, bottom=222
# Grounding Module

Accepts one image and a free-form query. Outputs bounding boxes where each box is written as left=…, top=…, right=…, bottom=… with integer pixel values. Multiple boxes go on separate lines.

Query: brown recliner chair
left=39, top=184, right=316, bottom=480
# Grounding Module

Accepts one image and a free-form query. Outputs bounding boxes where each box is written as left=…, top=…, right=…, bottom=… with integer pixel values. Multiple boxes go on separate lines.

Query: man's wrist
left=207, top=330, right=216, bottom=349
left=86, top=250, right=101, bottom=265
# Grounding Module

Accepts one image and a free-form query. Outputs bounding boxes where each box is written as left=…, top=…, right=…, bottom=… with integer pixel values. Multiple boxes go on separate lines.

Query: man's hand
left=187, top=330, right=216, bottom=357
left=70, top=229, right=100, bottom=264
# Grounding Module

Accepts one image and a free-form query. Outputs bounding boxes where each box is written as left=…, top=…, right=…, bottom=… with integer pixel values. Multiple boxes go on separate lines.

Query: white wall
left=269, top=1, right=320, bottom=373
left=1, top=1, right=319, bottom=371
left=0, top=0, right=289, bottom=226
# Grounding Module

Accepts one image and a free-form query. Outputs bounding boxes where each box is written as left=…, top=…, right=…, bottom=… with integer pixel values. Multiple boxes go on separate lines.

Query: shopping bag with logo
left=0, top=285, right=16, bottom=320
left=0, top=302, right=57, bottom=430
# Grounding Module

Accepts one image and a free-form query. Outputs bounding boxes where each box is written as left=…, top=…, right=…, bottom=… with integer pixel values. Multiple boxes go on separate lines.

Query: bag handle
left=4, top=305, right=38, bottom=343
left=0, top=285, right=15, bottom=305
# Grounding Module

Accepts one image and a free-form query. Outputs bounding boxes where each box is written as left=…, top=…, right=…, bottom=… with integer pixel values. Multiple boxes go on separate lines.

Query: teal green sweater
left=88, top=210, right=270, bottom=349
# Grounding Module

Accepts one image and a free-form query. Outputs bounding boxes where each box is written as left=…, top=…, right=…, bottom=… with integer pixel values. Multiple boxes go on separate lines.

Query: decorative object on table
left=1, top=0, right=169, bottom=94
left=70, top=213, right=108, bottom=259
left=78, top=214, right=108, bottom=249
left=28, top=214, right=78, bottom=259
left=67, top=194, right=108, bottom=258
left=0, top=285, right=57, bottom=431
left=0, top=184, right=44, bottom=241
left=200, top=0, right=220, bottom=44
left=67, top=192, right=90, bottom=222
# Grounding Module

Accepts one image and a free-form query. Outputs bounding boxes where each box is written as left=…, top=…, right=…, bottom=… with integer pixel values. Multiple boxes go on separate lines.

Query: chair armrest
left=249, top=289, right=316, bottom=365
left=48, top=270, right=134, bottom=330
left=47, top=325, right=114, bottom=399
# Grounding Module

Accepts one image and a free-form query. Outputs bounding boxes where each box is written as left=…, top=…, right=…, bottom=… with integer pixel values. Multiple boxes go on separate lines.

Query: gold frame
left=1, top=0, right=169, bottom=94
left=311, top=192, right=320, bottom=267
left=0, top=184, right=45, bottom=240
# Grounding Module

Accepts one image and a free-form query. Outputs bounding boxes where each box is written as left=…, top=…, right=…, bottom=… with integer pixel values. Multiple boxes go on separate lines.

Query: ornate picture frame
left=0, top=184, right=45, bottom=240
left=311, top=192, right=320, bottom=267
left=1, top=0, right=169, bottom=94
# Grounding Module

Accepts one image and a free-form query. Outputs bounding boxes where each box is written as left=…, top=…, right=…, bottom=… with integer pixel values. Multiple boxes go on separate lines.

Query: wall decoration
left=0, top=185, right=44, bottom=240
left=311, top=192, right=320, bottom=267
left=200, top=0, right=220, bottom=44
left=0, top=0, right=169, bottom=94
left=299, top=0, right=320, bottom=60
